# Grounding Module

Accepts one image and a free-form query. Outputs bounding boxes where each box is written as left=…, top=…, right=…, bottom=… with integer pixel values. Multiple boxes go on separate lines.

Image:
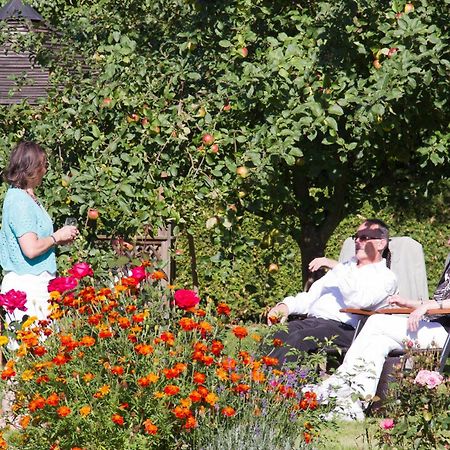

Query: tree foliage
left=0, top=0, right=449, bottom=286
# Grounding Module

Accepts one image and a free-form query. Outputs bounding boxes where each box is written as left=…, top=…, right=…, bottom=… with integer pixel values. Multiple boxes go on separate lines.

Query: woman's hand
left=267, top=303, right=289, bottom=325
left=53, top=225, right=79, bottom=246
left=407, top=304, right=429, bottom=332
left=308, top=257, right=337, bottom=272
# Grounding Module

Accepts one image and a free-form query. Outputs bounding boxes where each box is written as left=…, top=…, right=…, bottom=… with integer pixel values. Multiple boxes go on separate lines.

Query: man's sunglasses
left=352, top=232, right=384, bottom=241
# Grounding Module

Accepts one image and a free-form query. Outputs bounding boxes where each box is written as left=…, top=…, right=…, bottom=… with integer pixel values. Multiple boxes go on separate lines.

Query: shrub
left=374, top=345, right=450, bottom=449
left=0, top=262, right=328, bottom=449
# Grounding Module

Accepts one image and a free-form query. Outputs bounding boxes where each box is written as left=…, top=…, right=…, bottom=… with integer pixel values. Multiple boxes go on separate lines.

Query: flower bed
left=0, top=262, right=326, bottom=449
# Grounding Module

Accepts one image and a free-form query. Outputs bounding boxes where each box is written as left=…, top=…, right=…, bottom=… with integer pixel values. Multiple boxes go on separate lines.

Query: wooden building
left=0, top=0, right=49, bottom=104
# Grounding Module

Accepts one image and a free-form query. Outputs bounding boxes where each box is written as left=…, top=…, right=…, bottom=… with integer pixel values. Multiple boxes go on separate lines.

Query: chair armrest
left=341, top=307, right=450, bottom=315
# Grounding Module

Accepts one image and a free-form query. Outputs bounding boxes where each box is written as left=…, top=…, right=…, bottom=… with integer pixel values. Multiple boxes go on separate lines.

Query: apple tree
left=0, top=0, right=449, bottom=287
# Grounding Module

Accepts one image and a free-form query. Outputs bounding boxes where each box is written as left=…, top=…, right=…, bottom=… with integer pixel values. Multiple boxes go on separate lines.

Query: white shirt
left=282, top=258, right=398, bottom=328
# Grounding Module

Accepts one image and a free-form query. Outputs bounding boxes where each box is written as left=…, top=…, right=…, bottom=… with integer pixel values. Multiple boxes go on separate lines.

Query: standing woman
left=0, top=141, right=78, bottom=323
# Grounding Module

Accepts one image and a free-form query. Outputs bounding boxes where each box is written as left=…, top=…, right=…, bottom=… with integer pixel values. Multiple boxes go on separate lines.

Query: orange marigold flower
left=52, top=353, right=70, bottom=366
left=221, top=406, right=236, bottom=417
left=272, top=338, right=283, bottom=347
left=197, top=321, right=212, bottom=335
left=195, top=309, right=206, bottom=317
left=132, top=313, right=146, bottom=323
left=57, top=406, right=71, bottom=417
left=88, top=314, right=103, bottom=325
left=251, top=370, right=265, bottom=383
left=112, top=414, right=124, bottom=426
left=143, top=419, right=158, bottom=435
left=21, top=369, right=34, bottom=381
left=111, top=366, right=124, bottom=376
left=98, top=328, right=113, bottom=339
left=261, top=356, right=278, bottom=366
left=304, top=432, right=312, bottom=444
left=135, top=344, right=154, bottom=355
left=125, top=304, right=137, bottom=313
left=93, top=385, right=110, bottom=399
left=150, top=270, right=167, bottom=281
left=83, top=373, right=95, bottom=383
left=36, top=375, right=50, bottom=384
left=193, top=372, right=206, bottom=384
left=179, top=317, right=196, bottom=331
left=46, top=392, right=60, bottom=406
left=189, top=390, right=202, bottom=403
left=232, top=326, right=248, bottom=339
left=183, top=416, right=197, bottom=429
left=19, top=415, right=31, bottom=429
left=1, top=367, right=15, bottom=380
left=205, top=392, right=218, bottom=406
left=217, top=302, right=231, bottom=316
left=197, top=385, right=209, bottom=398
left=164, top=385, right=180, bottom=396
left=234, top=384, right=250, bottom=394
left=160, top=331, right=175, bottom=345
left=172, top=406, right=192, bottom=419
left=211, top=340, right=224, bottom=356
left=216, top=368, right=229, bottom=381
left=238, top=351, right=252, bottom=365
left=117, top=317, right=131, bottom=329
left=80, top=336, right=96, bottom=347
left=28, top=395, right=45, bottom=412
left=79, top=405, right=91, bottom=417
left=33, top=345, right=47, bottom=356
left=128, top=334, right=137, bottom=343
left=221, top=358, right=237, bottom=372
left=230, top=372, right=241, bottom=383
left=201, top=355, right=214, bottom=366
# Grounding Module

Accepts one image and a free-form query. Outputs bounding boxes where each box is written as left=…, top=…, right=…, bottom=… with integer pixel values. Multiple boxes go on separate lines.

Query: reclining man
left=266, top=219, right=398, bottom=367
left=314, top=256, right=450, bottom=421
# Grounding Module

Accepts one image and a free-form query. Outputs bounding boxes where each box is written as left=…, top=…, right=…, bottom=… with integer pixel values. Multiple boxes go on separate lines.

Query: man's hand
left=267, top=303, right=289, bottom=325
left=308, top=257, right=337, bottom=272
left=387, top=294, right=417, bottom=308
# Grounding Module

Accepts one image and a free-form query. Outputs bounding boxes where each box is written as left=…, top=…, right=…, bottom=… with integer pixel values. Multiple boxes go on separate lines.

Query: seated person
left=266, top=218, right=397, bottom=366
left=315, top=257, right=450, bottom=421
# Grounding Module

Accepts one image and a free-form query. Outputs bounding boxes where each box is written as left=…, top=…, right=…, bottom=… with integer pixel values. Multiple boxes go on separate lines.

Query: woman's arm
left=18, top=225, right=78, bottom=259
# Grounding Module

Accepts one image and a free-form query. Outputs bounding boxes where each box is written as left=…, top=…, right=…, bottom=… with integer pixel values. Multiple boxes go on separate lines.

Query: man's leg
left=268, top=317, right=355, bottom=366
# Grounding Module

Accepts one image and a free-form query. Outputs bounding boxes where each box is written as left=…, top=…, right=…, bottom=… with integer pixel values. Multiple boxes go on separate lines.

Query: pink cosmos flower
left=130, top=266, right=147, bottom=283
left=379, top=418, right=394, bottom=430
left=414, top=369, right=444, bottom=389
left=174, top=289, right=200, bottom=310
left=68, top=262, right=94, bottom=279
left=0, top=289, right=27, bottom=314
left=48, top=276, right=78, bottom=294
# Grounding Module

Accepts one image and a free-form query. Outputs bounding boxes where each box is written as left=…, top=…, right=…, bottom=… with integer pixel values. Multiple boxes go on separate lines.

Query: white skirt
left=1, top=271, right=55, bottom=322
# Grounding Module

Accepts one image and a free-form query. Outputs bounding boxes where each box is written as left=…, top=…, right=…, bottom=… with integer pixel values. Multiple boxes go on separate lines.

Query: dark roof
left=0, top=0, right=43, bottom=22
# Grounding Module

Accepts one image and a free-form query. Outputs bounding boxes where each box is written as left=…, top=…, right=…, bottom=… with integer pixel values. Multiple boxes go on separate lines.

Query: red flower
left=0, top=289, right=27, bottom=314
left=68, top=262, right=94, bottom=279
left=48, top=276, right=78, bottom=294
left=232, top=326, right=248, bottom=339
left=130, top=265, right=147, bottom=282
left=112, top=414, right=124, bottom=426
left=174, top=289, right=200, bottom=310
